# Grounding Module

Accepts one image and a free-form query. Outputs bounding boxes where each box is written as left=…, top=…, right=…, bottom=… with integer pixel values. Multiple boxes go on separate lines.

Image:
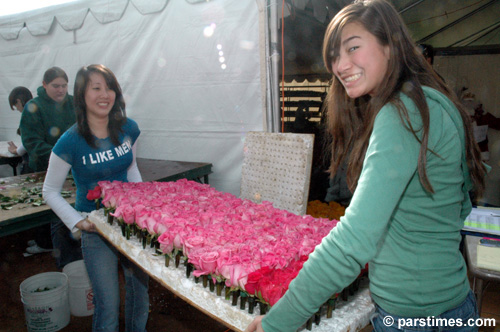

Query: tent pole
left=268, top=0, right=280, bottom=133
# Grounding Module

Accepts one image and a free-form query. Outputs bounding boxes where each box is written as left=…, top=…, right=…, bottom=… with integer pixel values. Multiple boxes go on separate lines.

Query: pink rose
left=183, top=235, right=205, bottom=256
left=200, top=251, right=219, bottom=274
left=157, top=232, right=174, bottom=254
left=101, top=191, right=118, bottom=208
left=121, top=205, right=135, bottom=225
left=134, top=207, right=149, bottom=230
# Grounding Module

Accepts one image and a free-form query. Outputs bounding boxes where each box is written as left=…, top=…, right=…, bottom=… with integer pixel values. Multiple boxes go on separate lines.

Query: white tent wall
left=0, top=0, right=267, bottom=195
left=435, top=54, right=500, bottom=207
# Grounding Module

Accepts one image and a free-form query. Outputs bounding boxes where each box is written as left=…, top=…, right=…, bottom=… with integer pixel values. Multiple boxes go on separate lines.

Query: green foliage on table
left=0, top=175, right=74, bottom=210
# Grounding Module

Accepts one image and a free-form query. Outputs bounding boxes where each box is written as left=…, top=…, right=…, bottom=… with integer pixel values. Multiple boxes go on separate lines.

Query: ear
left=383, top=45, right=390, bottom=60
left=42, top=81, right=48, bottom=89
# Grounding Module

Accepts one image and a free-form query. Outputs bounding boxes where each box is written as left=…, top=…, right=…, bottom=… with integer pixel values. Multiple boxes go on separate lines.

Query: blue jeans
left=371, top=291, right=479, bottom=331
left=82, top=231, right=149, bottom=332
left=51, top=219, right=82, bottom=268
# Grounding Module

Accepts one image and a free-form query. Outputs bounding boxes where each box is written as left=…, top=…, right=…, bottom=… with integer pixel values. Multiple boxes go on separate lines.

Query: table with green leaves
left=0, top=158, right=212, bottom=237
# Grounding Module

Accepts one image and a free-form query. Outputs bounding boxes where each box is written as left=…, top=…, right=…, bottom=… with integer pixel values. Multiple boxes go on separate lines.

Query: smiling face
left=331, top=22, right=390, bottom=98
left=43, top=77, right=68, bottom=103
left=84, top=72, right=116, bottom=120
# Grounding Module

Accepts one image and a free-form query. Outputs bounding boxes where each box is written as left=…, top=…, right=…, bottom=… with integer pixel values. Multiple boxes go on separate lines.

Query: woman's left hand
left=7, top=141, right=18, bottom=155
left=245, top=315, right=265, bottom=332
left=76, top=218, right=96, bottom=232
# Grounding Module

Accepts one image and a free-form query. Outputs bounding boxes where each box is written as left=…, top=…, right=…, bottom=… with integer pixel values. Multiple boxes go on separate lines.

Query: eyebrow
left=342, top=35, right=361, bottom=46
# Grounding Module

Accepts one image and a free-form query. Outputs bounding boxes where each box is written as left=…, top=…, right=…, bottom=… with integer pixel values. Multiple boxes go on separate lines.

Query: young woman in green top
left=19, top=67, right=81, bottom=267
left=246, top=1, right=486, bottom=331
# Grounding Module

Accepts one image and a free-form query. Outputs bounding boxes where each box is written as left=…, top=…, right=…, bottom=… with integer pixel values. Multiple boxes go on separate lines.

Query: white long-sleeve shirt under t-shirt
left=17, top=143, right=27, bottom=156
left=43, top=142, right=141, bottom=233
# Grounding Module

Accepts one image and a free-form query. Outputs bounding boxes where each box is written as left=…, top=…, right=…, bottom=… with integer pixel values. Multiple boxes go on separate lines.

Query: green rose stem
left=247, top=296, right=255, bottom=314
left=326, top=296, right=337, bottom=318
left=95, top=199, right=100, bottom=210
left=225, top=286, right=231, bottom=301
left=259, top=301, right=269, bottom=315
left=107, top=214, right=114, bottom=225
left=141, top=230, right=147, bottom=249
left=306, top=316, right=313, bottom=330
left=120, top=221, right=126, bottom=237
left=202, top=275, right=208, bottom=288
left=175, top=252, right=182, bottom=268
left=216, top=281, right=224, bottom=296
left=209, top=278, right=215, bottom=292
left=231, top=290, right=240, bottom=306
left=194, top=276, right=200, bottom=284
left=341, top=288, right=348, bottom=301
left=314, top=309, right=321, bottom=325
left=348, top=281, right=355, bottom=296
left=185, top=261, right=193, bottom=278
left=164, top=255, right=170, bottom=268
left=352, top=278, right=360, bottom=292
left=154, top=240, right=159, bottom=252
left=239, top=292, right=247, bottom=310
left=125, top=225, right=131, bottom=240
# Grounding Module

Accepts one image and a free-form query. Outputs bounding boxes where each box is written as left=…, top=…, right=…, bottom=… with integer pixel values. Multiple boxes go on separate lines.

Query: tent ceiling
left=1, top=0, right=498, bottom=82
left=0, top=0, right=170, bottom=40
left=279, top=0, right=500, bottom=82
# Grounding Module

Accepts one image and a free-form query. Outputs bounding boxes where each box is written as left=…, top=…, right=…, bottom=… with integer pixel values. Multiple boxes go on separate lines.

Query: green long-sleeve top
left=20, top=86, right=76, bottom=172
left=262, top=87, right=473, bottom=331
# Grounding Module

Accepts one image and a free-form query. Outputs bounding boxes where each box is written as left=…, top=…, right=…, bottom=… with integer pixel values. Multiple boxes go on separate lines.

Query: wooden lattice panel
left=240, top=132, right=314, bottom=215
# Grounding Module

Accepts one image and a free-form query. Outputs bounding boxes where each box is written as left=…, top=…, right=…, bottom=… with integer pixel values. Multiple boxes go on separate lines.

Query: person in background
left=462, top=91, right=500, bottom=162
left=419, top=43, right=445, bottom=83
left=8, top=86, right=47, bottom=254
left=43, top=64, right=149, bottom=332
left=471, top=102, right=500, bottom=160
left=20, top=67, right=81, bottom=264
left=8, top=86, right=33, bottom=174
left=246, top=1, right=485, bottom=331
left=324, top=161, right=352, bottom=207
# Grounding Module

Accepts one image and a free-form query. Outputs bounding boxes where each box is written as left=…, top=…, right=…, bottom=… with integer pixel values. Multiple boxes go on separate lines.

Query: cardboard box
left=477, top=243, right=500, bottom=272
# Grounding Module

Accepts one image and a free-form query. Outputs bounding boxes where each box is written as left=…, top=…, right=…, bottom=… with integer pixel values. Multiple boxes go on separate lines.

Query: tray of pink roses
left=87, top=179, right=369, bottom=329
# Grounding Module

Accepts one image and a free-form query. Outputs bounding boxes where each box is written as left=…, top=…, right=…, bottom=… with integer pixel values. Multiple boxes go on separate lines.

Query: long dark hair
left=322, top=0, right=485, bottom=196
left=73, top=64, right=127, bottom=148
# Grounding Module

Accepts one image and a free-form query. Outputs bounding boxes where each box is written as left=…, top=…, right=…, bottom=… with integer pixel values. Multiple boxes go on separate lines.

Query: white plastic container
left=20, top=272, right=70, bottom=332
left=63, top=260, right=94, bottom=317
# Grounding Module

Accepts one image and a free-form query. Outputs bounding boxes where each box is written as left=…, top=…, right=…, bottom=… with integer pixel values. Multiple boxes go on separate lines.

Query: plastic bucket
left=19, top=272, right=70, bottom=332
left=62, top=260, right=94, bottom=317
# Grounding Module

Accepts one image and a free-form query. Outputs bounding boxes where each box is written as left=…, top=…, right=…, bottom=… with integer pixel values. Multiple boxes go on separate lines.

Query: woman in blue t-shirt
left=43, top=64, right=149, bottom=331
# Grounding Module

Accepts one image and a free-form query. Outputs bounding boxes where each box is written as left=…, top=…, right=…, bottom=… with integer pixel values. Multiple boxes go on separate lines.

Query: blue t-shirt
left=52, top=118, right=140, bottom=212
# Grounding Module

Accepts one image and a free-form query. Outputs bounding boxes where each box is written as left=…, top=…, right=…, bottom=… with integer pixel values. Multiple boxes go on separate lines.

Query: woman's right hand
left=245, top=316, right=266, bottom=332
left=76, top=218, right=96, bottom=232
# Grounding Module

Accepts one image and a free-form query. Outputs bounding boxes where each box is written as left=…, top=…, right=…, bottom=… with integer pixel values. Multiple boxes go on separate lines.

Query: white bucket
left=62, top=260, right=94, bottom=317
left=19, top=272, right=70, bottom=332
